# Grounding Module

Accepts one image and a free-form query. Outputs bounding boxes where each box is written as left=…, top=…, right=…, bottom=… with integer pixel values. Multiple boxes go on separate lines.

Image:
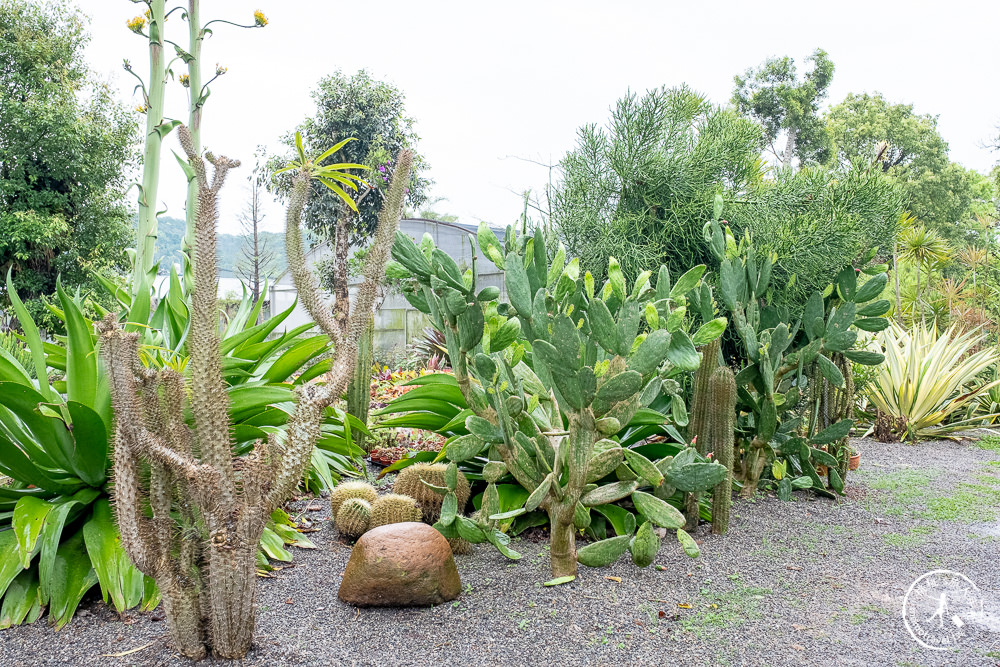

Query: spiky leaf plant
left=100, top=126, right=411, bottom=660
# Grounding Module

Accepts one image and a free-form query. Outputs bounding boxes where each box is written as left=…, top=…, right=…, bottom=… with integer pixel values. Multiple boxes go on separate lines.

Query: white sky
left=80, top=0, right=1000, bottom=237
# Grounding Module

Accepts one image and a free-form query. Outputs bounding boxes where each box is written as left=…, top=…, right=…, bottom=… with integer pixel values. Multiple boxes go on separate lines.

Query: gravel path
left=2, top=437, right=999, bottom=667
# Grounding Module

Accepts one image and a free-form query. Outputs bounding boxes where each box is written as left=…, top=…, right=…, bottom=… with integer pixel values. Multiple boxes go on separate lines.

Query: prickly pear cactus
left=370, top=493, right=422, bottom=528
left=704, top=194, right=888, bottom=500
left=391, top=224, right=730, bottom=576
left=393, top=463, right=470, bottom=523
left=330, top=481, right=378, bottom=518
left=336, top=498, right=372, bottom=538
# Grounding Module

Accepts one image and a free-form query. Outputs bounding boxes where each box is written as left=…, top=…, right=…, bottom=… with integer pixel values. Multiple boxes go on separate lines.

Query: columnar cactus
left=684, top=338, right=720, bottom=529
left=392, top=225, right=729, bottom=577
left=100, top=126, right=412, bottom=660
left=707, top=366, right=737, bottom=534
left=346, top=316, right=375, bottom=452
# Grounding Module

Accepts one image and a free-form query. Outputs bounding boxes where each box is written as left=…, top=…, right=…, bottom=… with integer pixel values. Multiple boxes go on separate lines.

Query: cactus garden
left=1, top=1, right=1000, bottom=665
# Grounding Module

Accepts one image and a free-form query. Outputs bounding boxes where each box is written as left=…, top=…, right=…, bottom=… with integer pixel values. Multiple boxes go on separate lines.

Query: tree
left=269, top=69, right=429, bottom=329
left=0, top=0, right=137, bottom=328
left=732, top=48, right=835, bottom=167
left=236, top=152, right=276, bottom=305
left=825, top=92, right=988, bottom=244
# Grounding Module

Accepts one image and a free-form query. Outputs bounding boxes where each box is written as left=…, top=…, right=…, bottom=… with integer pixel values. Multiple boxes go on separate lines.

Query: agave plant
left=865, top=322, right=1000, bottom=440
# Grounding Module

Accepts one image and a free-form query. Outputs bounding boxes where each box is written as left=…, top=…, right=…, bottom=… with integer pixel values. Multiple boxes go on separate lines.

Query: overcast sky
left=81, top=0, right=1000, bottom=237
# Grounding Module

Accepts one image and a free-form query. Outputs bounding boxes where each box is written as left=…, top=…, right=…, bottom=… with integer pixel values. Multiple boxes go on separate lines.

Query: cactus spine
left=707, top=366, right=737, bottom=535
left=685, top=338, right=720, bottom=530
left=370, top=493, right=422, bottom=528
left=393, top=463, right=470, bottom=523
left=346, top=316, right=375, bottom=452
left=101, top=126, right=412, bottom=660
left=336, top=498, right=372, bottom=538
left=330, top=481, right=378, bottom=518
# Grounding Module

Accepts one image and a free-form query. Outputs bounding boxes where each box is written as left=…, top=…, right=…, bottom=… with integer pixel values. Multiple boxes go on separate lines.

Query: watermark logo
left=903, top=569, right=984, bottom=650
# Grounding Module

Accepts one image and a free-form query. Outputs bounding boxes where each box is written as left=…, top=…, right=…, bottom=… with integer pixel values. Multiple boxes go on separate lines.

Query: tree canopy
left=732, top=48, right=835, bottom=168
left=0, top=0, right=137, bottom=326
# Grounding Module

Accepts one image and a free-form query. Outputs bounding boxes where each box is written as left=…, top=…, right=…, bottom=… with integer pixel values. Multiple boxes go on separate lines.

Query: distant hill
left=153, top=216, right=288, bottom=279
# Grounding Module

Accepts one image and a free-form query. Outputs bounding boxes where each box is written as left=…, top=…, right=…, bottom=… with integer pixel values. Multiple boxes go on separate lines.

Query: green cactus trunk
left=707, top=366, right=736, bottom=535
left=346, top=316, right=374, bottom=452
left=685, top=338, right=720, bottom=530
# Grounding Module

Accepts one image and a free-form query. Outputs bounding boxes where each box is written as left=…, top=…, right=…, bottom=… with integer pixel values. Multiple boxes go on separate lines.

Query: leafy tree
left=825, top=92, right=989, bottom=244
left=551, top=85, right=766, bottom=283
left=732, top=48, right=835, bottom=167
left=0, top=0, right=137, bottom=327
left=268, top=69, right=429, bottom=324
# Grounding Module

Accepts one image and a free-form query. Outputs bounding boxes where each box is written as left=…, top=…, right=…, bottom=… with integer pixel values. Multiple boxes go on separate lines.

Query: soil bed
left=2, top=437, right=999, bottom=666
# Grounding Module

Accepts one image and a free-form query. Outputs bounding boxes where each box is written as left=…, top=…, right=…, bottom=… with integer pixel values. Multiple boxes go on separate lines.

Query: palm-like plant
left=898, top=224, right=952, bottom=316
left=865, top=322, right=1000, bottom=439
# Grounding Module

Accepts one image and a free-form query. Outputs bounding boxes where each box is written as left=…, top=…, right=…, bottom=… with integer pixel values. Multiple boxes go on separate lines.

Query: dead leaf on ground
left=604, top=576, right=622, bottom=583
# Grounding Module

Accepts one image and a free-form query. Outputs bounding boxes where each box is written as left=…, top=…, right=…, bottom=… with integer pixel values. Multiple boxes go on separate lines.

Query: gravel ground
left=2, top=437, right=999, bottom=667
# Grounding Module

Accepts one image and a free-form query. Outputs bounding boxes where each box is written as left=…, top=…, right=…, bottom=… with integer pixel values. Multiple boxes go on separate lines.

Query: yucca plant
left=865, top=322, right=1000, bottom=440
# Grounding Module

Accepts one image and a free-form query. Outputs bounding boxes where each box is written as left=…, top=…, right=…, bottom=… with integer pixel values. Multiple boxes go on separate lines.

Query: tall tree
left=826, top=92, right=989, bottom=244
left=236, top=152, right=275, bottom=305
left=269, top=70, right=429, bottom=330
left=0, top=0, right=137, bottom=327
left=732, top=48, right=835, bottom=168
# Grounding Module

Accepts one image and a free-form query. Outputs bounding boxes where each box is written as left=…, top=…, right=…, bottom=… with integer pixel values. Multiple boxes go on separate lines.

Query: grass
left=679, top=585, right=773, bottom=637
left=864, top=466, right=1000, bottom=523
left=850, top=604, right=891, bottom=625
left=882, top=524, right=935, bottom=548
left=975, top=435, right=1000, bottom=452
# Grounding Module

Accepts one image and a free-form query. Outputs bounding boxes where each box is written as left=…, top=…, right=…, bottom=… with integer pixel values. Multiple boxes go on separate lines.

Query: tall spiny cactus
left=707, top=366, right=736, bottom=534
left=100, top=125, right=412, bottom=660
left=684, top=337, right=720, bottom=530
left=347, top=316, right=375, bottom=452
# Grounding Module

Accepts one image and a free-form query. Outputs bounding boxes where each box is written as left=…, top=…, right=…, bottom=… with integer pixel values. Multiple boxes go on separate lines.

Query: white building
left=268, top=218, right=506, bottom=354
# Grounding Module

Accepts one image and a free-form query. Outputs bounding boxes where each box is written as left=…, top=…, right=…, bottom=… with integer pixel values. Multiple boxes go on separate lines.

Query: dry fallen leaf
left=658, top=610, right=666, bottom=618
left=792, top=624, right=809, bottom=631
left=285, top=598, right=294, bottom=605
left=792, top=644, right=805, bottom=651
left=604, top=576, right=622, bottom=583
left=677, top=603, right=692, bottom=609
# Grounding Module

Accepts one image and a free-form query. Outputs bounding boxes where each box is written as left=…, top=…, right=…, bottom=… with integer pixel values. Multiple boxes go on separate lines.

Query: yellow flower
left=135, top=104, right=148, bottom=114
left=127, top=16, right=146, bottom=34
left=179, top=74, right=190, bottom=88
left=253, top=10, right=268, bottom=27
left=215, top=64, right=227, bottom=76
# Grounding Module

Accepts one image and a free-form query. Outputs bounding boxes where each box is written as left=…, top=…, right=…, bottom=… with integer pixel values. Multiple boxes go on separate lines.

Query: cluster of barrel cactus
left=391, top=224, right=730, bottom=577
left=704, top=199, right=889, bottom=499
left=330, top=481, right=425, bottom=538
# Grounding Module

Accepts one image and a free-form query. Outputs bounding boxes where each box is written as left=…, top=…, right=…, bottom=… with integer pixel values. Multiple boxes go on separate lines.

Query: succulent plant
left=391, top=223, right=730, bottom=576
left=393, top=463, right=470, bottom=523
left=706, top=366, right=737, bottom=534
left=448, top=537, right=474, bottom=555
left=330, top=481, right=378, bottom=518
left=100, top=125, right=412, bottom=660
left=346, top=316, right=375, bottom=452
left=370, top=493, right=422, bottom=528
left=336, top=498, right=372, bottom=539
left=684, top=338, right=721, bottom=529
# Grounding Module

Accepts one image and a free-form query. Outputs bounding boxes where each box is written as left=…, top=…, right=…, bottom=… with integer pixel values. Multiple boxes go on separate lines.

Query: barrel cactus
left=336, top=498, right=372, bottom=538
left=370, top=493, right=422, bottom=528
left=330, top=481, right=378, bottom=518
left=393, top=463, right=470, bottom=522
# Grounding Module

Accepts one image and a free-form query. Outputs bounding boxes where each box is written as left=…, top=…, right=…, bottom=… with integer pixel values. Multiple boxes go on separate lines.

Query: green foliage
left=0, top=0, right=137, bottom=327
left=826, top=92, right=991, bottom=243
left=732, top=48, right=835, bottom=166
left=551, top=85, right=766, bottom=284
left=347, top=317, right=375, bottom=451
left=390, top=224, right=728, bottom=576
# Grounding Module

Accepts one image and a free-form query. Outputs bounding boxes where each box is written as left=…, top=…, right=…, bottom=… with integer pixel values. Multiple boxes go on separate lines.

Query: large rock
left=337, top=522, right=461, bottom=607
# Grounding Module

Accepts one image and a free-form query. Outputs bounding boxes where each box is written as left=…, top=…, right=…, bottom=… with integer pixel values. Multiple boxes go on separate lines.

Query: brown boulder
left=337, top=522, right=461, bottom=607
